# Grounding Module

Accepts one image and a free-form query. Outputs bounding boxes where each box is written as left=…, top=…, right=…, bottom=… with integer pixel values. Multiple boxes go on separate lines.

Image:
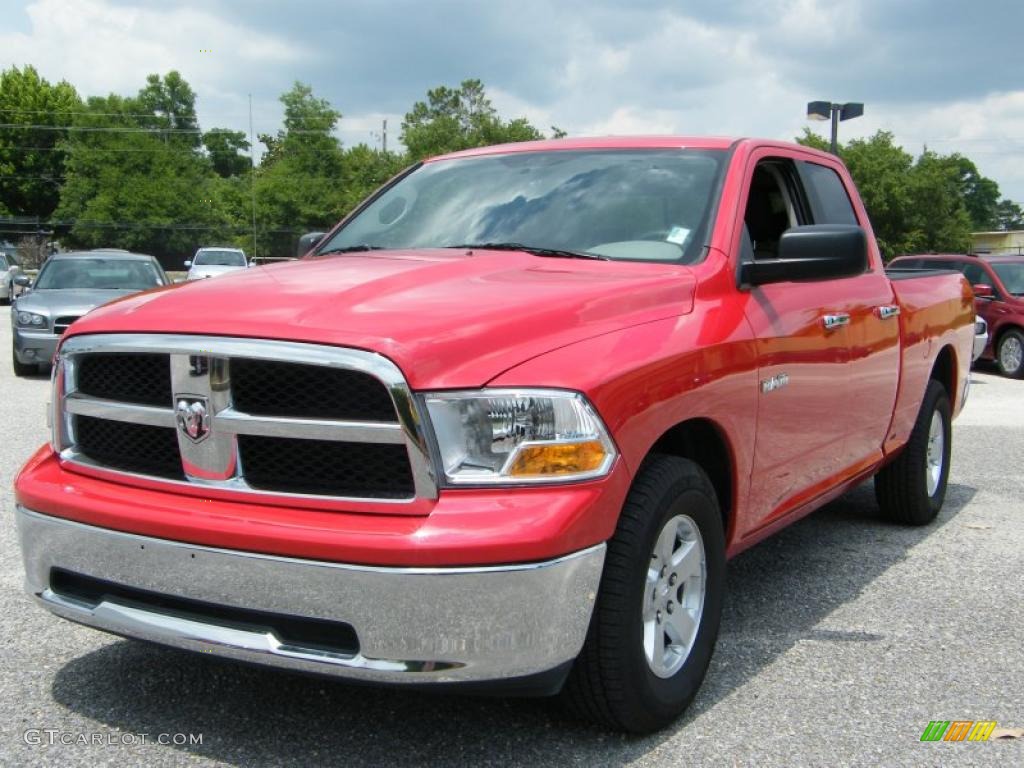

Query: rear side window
left=800, top=162, right=858, bottom=225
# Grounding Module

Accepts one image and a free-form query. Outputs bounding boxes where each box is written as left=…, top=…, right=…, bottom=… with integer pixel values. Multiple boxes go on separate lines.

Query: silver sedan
left=11, top=250, right=169, bottom=375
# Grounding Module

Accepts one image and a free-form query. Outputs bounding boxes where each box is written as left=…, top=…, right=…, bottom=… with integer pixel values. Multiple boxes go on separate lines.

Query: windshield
left=318, top=149, right=726, bottom=263
left=34, top=258, right=163, bottom=290
left=194, top=250, right=246, bottom=266
left=992, top=262, right=1024, bottom=295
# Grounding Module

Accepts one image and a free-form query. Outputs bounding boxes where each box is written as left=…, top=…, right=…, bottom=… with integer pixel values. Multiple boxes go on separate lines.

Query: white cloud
left=3, top=0, right=1023, bottom=202
left=0, top=0, right=302, bottom=101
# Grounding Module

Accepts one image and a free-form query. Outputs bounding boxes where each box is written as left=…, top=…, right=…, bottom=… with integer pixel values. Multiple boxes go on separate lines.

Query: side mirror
left=183, top=260, right=192, bottom=268
left=298, top=231, right=327, bottom=257
left=248, top=259, right=256, bottom=268
left=14, top=274, right=31, bottom=287
left=972, top=283, right=995, bottom=299
left=741, top=225, right=867, bottom=287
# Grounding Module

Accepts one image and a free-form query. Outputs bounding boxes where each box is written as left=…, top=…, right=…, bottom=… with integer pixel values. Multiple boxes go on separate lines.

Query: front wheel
left=997, top=329, right=1024, bottom=378
left=874, top=379, right=951, bottom=525
left=562, top=455, right=725, bottom=733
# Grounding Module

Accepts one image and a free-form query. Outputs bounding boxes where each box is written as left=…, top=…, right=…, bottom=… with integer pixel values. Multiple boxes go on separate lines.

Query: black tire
left=874, top=380, right=951, bottom=525
left=1, top=282, right=11, bottom=305
left=996, top=329, right=1024, bottom=378
left=12, top=346, right=36, bottom=377
left=562, top=455, right=725, bottom=733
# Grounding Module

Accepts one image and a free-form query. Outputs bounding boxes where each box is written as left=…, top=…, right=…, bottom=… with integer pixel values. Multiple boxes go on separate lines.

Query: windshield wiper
left=315, top=244, right=387, bottom=256
left=445, top=242, right=608, bottom=261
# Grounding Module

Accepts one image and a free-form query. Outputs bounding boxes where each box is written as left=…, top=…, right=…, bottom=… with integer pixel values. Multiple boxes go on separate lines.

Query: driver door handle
left=822, top=313, right=850, bottom=331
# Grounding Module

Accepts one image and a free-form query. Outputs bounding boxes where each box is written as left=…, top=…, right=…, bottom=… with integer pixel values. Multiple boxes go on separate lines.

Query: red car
left=15, top=137, right=973, bottom=733
left=889, top=253, right=1024, bottom=377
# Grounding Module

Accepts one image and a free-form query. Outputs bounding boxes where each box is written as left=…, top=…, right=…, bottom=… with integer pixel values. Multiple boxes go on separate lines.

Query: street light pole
left=807, top=101, right=864, bottom=154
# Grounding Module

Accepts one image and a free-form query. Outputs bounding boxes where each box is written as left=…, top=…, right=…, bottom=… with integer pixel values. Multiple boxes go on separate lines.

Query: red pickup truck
left=15, top=137, right=974, bottom=733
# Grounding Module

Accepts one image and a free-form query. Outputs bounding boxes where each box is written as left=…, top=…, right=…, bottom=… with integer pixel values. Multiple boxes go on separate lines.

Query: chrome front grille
left=53, top=334, right=437, bottom=505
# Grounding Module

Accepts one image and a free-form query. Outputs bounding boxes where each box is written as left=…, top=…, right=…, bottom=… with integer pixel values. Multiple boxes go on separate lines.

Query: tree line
left=1, top=64, right=1021, bottom=266
left=0, top=67, right=555, bottom=265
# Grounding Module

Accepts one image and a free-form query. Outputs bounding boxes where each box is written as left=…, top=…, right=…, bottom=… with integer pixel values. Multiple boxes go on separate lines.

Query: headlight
left=16, top=310, right=46, bottom=327
left=424, top=389, right=616, bottom=485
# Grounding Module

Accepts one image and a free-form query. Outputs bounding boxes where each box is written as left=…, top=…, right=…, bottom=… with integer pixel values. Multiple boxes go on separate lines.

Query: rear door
left=796, top=160, right=900, bottom=471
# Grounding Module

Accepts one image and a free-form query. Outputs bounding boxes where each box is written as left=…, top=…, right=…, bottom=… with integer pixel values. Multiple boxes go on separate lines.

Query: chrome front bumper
left=17, top=507, right=604, bottom=685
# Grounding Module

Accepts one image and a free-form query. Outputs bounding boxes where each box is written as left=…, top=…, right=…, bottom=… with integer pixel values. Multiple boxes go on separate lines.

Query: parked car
left=10, top=249, right=169, bottom=376
left=15, top=137, right=973, bottom=733
left=1, top=250, right=21, bottom=305
left=974, top=315, right=989, bottom=363
left=889, top=253, right=1024, bottom=377
left=185, top=247, right=248, bottom=280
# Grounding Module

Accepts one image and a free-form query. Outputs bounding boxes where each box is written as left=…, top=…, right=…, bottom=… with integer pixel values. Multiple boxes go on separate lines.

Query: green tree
left=904, top=151, right=973, bottom=253
left=946, top=154, right=1000, bottom=230
left=0, top=65, right=81, bottom=217
left=401, top=79, right=547, bottom=160
left=796, top=129, right=978, bottom=257
left=56, top=76, right=229, bottom=260
left=136, top=71, right=201, bottom=148
left=203, top=129, right=250, bottom=178
left=251, top=82, right=347, bottom=255
left=994, top=199, right=1023, bottom=231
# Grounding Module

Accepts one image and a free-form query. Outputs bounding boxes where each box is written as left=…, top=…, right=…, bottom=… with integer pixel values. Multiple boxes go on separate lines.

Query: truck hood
left=68, top=248, right=696, bottom=388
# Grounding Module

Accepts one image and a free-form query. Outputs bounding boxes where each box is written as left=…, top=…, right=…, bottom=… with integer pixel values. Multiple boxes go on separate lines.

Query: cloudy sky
left=3, top=0, right=1024, bottom=202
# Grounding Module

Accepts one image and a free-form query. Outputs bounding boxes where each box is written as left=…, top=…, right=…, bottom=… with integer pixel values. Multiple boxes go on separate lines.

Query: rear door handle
left=875, top=305, right=901, bottom=319
left=822, top=313, right=850, bottom=331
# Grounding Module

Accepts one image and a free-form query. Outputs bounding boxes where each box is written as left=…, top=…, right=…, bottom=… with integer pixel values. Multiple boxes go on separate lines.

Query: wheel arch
left=930, top=344, right=957, bottom=409
left=645, top=418, right=735, bottom=543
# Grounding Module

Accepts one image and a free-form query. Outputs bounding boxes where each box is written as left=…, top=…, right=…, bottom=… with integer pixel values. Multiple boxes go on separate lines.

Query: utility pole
left=248, top=94, right=257, bottom=260
left=382, top=119, right=387, bottom=153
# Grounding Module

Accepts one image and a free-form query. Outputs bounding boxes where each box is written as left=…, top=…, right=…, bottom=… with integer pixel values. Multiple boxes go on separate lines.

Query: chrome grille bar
left=53, top=334, right=438, bottom=504
left=65, top=392, right=176, bottom=428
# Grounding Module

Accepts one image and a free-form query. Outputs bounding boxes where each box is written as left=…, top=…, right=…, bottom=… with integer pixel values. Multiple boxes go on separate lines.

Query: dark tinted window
left=958, top=262, right=988, bottom=285
left=801, top=162, right=858, bottom=225
left=919, top=260, right=958, bottom=271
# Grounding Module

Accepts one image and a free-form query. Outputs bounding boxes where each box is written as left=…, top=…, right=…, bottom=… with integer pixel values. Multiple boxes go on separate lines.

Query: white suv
left=185, top=247, right=249, bottom=280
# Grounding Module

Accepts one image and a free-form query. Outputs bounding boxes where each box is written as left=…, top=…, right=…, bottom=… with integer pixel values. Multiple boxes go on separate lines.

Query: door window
left=743, top=161, right=805, bottom=260
left=799, top=162, right=858, bottom=225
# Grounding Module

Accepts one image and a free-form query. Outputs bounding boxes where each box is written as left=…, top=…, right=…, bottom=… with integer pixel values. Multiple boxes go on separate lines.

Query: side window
left=800, top=162, right=858, bottom=225
left=958, top=262, right=987, bottom=286
left=743, top=160, right=804, bottom=260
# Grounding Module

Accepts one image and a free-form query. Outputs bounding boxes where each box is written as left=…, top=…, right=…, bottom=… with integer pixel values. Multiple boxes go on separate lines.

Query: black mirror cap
left=742, top=224, right=868, bottom=287
left=298, top=232, right=328, bottom=257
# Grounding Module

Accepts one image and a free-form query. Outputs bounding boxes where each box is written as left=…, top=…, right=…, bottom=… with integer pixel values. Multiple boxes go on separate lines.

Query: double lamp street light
left=807, top=100, right=864, bottom=154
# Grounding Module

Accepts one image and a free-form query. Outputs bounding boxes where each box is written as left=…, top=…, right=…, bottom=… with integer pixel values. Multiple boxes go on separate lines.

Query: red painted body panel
left=67, top=251, right=694, bottom=390
left=14, top=136, right=975, bottom=566
left=15, top=445, right=630, bottom=567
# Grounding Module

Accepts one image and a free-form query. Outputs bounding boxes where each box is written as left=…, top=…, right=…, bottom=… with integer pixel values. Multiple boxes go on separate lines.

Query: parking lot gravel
left=0, top=310, right=1021, bottom=767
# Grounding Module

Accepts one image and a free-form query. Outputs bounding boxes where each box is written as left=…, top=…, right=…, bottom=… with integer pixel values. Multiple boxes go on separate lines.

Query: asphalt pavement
left=0, top=309, right=1021, bottom=767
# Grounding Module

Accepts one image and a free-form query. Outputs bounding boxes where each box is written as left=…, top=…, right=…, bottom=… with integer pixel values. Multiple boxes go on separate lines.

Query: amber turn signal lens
left=507, top=440, right=607, bottom=477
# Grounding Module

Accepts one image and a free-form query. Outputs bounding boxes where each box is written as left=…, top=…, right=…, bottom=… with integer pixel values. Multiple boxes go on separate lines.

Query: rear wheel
left=562, top=455, right=725, bottom=733
left=996, top=329, right=1024, bottom=378
left=874, top=380, right=951, bottom=525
